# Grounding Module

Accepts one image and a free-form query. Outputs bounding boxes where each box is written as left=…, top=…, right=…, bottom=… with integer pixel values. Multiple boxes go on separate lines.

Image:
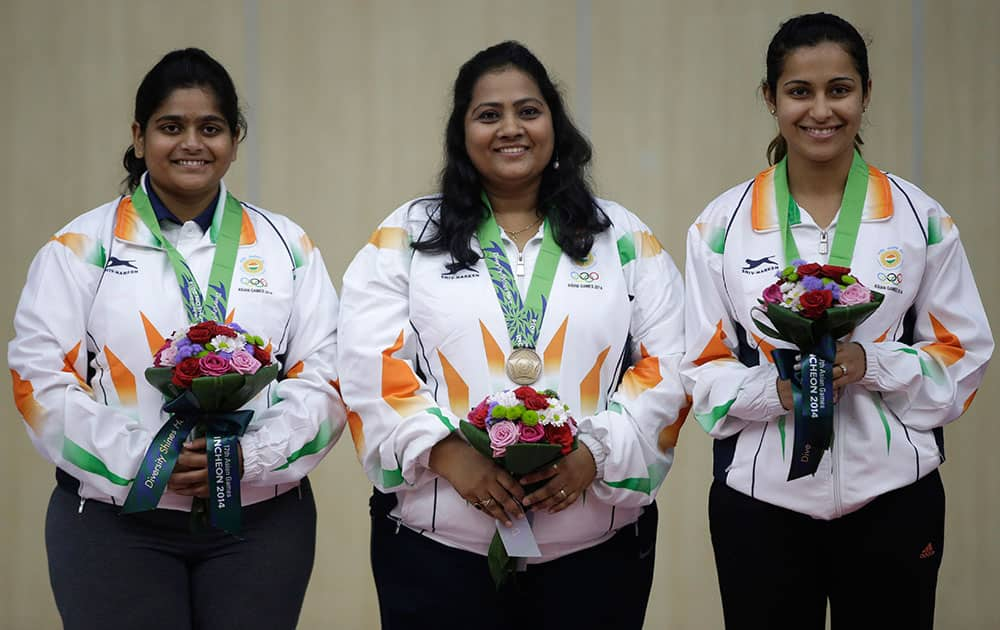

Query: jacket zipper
left=516, top=250, right=525, bottom=277
left=819, top=230, right=829, bottom=255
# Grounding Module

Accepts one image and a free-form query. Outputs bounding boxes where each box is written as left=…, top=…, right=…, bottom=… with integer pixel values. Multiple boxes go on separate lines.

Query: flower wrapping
left=459, top=386, right=578, bottom=587
left=753, top=261, right=883, bottom=480
left=122, top=321, right=279, bottom=534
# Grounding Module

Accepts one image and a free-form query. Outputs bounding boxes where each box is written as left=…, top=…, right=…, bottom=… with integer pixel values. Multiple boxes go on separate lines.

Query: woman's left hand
left=519, top=442, right=597, bottom=513
left=833, top=342, right=866, bottom=388
left=167, top=437, right=244, bottom=498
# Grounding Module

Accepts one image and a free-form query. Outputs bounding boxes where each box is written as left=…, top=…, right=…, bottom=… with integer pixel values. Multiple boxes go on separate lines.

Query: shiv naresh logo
left=741, top=255, right=779, bottom=275
left=105, top=256, right=139, bottom=275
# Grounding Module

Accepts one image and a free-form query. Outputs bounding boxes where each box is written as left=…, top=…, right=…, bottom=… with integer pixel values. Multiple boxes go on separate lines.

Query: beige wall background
left=1, top=1, right=996, bottom=628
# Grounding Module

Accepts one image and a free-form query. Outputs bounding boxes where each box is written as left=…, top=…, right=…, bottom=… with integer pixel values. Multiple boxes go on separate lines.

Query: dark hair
left=763, top=12, right=870, bottom=164
left=412, top=41, right=608, bottom=273
left=122, top=48, right=246, bottom=192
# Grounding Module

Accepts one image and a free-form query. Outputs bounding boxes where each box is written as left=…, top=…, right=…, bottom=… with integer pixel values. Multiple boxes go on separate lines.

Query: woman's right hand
left=777, top=377, right=794, bottom=410
left=428, top=434, right=525, bottom=526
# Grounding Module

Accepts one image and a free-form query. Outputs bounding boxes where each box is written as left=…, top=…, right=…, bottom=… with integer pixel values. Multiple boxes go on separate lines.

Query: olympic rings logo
left=877, top=272, right=902, bottom=285
left=570, top=271, right=600, bottom=282
left=241, top=277, right=268, bottom=288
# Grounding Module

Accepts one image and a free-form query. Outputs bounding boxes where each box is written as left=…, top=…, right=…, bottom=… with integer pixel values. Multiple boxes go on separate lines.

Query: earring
left=553, top=153, right=560, bottom=170
left=770, top=109, right=776, bottom=116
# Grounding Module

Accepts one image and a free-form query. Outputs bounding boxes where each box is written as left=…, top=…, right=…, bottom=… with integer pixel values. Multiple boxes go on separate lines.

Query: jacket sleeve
left=855, top=204, right=993, bottom=429
left=240, top=231, right=347, bottom=484
left=574, top=221, right=689, bottom=508
left=680, top=219, right=789, bottom=440
left=9, top=228, right=159, bottom=495
left=337, top=211, right=459, bottom=492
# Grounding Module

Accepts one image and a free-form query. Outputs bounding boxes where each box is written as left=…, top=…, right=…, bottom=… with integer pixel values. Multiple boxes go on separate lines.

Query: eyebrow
left=153, top=113, right=228, bottom=123
left=782, top=76, right=856, bottom=87
left=471, top=97, right=545, bottom=113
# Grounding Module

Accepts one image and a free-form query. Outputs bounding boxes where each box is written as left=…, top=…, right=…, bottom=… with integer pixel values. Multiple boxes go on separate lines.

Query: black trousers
left=46, top=470, right=316, bottom=630
left=710, top=469, right=945, bottom=630
left=370, top=489, right=657, bottom=630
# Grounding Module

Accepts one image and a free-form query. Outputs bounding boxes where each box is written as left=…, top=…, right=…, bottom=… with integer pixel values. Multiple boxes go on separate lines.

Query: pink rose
left=839, top=282, right=872, bottom=306
left=155, top=342, right=178, bottom=367
left=488, top=420, right=519, bottom=457
left=519, top=424, right=546, bottom=443
left=230, top=350, right=262, bottom=375
left=762, top=283, right=784, bottom=304
left=199, top=353, right=232, bottom=376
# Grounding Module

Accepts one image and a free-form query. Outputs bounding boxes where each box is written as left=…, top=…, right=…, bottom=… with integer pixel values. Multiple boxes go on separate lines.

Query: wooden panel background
left=1, top=1, right=995, bottom=627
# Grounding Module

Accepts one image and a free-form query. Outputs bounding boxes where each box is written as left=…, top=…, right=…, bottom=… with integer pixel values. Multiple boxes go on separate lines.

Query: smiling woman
left=682, top=12, right=993, bottom=630
left=8, top=47, right=345, bottom=630
left=338, top=40, right=689, bottom=630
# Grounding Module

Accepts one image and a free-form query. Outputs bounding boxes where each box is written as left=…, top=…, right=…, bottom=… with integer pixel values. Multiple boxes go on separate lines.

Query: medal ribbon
left=476, top=192, right=561, bottom=350
left=772, top=150, right=869, bottom=479
left=131, top=174, right=244, bottom=325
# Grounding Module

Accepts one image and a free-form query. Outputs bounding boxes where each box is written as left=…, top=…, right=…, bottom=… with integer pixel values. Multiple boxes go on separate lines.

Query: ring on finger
left=559, top=488, right=567, bottom=499
left=481, top=497, right=494, bottom=508
left=838, top=363, right=848, bottom=377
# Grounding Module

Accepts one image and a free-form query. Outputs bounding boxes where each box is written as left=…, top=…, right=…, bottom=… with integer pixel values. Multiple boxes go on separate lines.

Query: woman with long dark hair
left=682, top=13, right=992, bottom=629
left=338, top=41, right=687, bottom=629
left=9, top=48, right=345, bottom=629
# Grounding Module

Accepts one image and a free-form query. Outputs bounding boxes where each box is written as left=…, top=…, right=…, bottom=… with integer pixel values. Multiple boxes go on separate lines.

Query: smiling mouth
left=495, top=146, right=528, bottom=155
left=800, top=125, right=843, bottom=138
left=174, top=159, right=210, bottom=167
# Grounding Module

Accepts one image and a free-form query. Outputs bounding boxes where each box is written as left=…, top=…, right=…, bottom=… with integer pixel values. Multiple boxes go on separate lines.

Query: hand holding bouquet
left=753, top=261, right=882, bottom=480
left=459, top=386, right=578, bottom=587
left=122, top=321, right=279, bottom=533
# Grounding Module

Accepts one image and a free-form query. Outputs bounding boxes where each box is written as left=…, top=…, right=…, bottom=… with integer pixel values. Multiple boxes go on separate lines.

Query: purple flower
left=229, top=322, right=247, bottom=333
left=199, top=353, right=231, bottom=376
left=791, top=259, right=807, bottom=267
left=830, top=284, right=842, bottom=301
left=801, top=275, right=824, bottom=291
left=230, top=350, right=262, bottom=375
left=488, top=421, right=519, bottom=457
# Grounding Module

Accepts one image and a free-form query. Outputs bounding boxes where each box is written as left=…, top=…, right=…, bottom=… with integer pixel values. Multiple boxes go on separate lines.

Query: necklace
left=497, top=215, right=542, bottom=238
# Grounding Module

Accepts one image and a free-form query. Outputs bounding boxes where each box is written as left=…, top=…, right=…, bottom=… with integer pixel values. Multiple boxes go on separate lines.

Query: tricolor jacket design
left=338, top=198, right=688, bottom=559
left=682, top=167, right=992, bottom=519
left=9, top=182, right=346, bottom=509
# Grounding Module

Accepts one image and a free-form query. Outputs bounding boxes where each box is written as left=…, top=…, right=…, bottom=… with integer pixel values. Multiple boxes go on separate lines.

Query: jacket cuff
left=577, top=432, right=607, bottom=480
left=856, top=342, right=880, bottom=390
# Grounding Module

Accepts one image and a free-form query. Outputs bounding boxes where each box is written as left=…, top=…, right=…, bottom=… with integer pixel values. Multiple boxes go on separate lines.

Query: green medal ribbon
left=772, top=150, right=869, bottom=479
left=775, top=150, right=869, bottom=267
left=130, top=176, right=244, bottom=325
left=476, top=192, right=562, bottom=351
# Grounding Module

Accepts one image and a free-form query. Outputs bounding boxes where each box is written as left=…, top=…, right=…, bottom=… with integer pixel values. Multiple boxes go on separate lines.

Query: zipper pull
left=516, top=251, right=525, bottom=277
left=819, top=230, right=829, bottom=255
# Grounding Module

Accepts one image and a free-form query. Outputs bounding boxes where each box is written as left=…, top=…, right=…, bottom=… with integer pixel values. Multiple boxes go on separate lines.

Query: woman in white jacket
left=9, top=48, right=345, bottom=629
left=338, top=41, right=687, bottom=630
left=682, top=13, right=992, bottom=630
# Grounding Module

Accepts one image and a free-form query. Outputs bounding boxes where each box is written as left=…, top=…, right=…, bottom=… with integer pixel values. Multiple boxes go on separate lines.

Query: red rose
left=467, top=402, right=489, bottom=429
left=187, top=322, right=216, bottom=344
left=523, top=393, right=550, bottom=411
left=799, top=289, right=833, bottom=319
left=544, top=424, right=574, bottom=455
left=513, top=386, right=538, bottom=398
left=172, top=357, right=202, bottom=388
left=820, top=264, right=851, bottom=279
left=252, top=344, right=271, bottom=364
left=211, top=324, right=238, bottom=338
left=796, top=263, right=822, bottom=277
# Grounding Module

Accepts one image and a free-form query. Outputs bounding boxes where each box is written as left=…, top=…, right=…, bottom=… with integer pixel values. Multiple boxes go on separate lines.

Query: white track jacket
left=9, top=181, right=346, bottom=509
left=683, top=165, right=992, bottom=519
left=338, top=197, right=688, bottom=560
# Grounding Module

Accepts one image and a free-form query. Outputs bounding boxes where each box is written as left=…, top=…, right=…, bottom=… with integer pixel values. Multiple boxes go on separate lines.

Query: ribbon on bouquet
left=772, top=334, right=836, bottom=481
left=122, top=391, right=254, bottom=534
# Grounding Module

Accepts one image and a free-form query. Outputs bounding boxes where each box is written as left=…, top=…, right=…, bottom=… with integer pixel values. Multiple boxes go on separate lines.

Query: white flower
left=493, top=390, right=518, bottom=408
left=211, top=334, right=244, bottom=353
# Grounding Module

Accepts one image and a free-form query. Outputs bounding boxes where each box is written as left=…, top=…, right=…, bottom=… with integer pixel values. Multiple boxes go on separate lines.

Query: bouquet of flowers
left=753, top=261, right=883, bottom=480
left=459, top=386, right=578, bottom=587
left=122, top=321, right=279, bottom=533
